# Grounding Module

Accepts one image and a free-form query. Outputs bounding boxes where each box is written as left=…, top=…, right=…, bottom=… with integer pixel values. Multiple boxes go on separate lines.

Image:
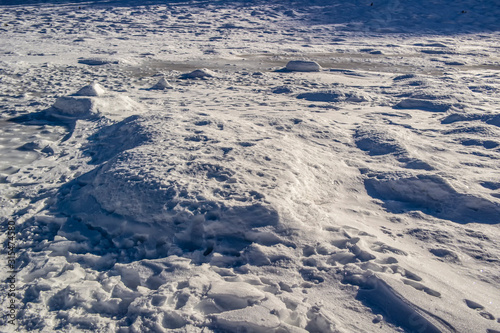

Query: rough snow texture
left=0, top=1, right=500, bottom=333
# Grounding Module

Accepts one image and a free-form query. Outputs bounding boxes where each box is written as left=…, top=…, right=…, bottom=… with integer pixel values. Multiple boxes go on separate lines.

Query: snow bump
left=179, top=68, right=216, bottom=79
left=285, top=60, right=321, bottom=72
left=150, top=77, right=173, bottom=90
left=50, top=83, right=142, bottom=119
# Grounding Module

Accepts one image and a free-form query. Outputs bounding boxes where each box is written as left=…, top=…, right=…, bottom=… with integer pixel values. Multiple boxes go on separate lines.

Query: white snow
left=74, top=82, right=107, bottom=97
left=0, top=1, right=500, bottom=333
left=150, top=77, right=172, bottom=90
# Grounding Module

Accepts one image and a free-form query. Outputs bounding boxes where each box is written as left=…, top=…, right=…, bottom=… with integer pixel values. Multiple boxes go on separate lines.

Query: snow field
left=0, top=1, right=499, bottom=332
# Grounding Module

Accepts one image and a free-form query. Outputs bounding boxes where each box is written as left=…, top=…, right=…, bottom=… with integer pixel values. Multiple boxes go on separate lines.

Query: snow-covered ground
left=1, top=0, right=500, bottom=332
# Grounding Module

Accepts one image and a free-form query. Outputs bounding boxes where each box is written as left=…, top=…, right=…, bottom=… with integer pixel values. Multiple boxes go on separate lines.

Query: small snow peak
left=151, top=77, right=172, bottom=90
left=74, top=82, right=107, bottom=97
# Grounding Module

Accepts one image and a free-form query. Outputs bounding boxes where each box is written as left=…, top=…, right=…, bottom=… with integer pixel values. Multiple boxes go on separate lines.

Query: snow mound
left=78, top=58, right=119, bottom=66
left=296, top=91, right=343, bottom=103
left=285, top=60, right=321, bottom=72
left=272, top=86, right=293, bottom=94
left=208, top=281, right=266, bottom=308
left=395, top=98, right=451, bottom=112
left=50, top=83, right=143, bottom=119
left=297, top=90, right=370, bottom=103
left=179, top=68, right=216, bottom=79
left=211, top=305, right=281, bottom=332
left=57, top=114, right=280, bottom=263
left=150, top=77, right=172, bottom=90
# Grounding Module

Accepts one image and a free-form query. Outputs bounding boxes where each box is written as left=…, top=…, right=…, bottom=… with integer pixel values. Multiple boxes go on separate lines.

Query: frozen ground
left=0, top=0, right=500, bottom=332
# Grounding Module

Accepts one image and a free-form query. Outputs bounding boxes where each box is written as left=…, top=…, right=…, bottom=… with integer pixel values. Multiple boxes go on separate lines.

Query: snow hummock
left=395, top=98, right=451, bottom=112
left=78, top=57, right=119, bottom=66
left=180, top=68, right=216, bottom=79
left=50, top=82, right=143, bottom=119
left=286, top=60, right=322, bottom=72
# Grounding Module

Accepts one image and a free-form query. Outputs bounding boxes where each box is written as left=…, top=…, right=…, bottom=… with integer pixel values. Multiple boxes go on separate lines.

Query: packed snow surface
left=0, top=0, right=500, bottom=332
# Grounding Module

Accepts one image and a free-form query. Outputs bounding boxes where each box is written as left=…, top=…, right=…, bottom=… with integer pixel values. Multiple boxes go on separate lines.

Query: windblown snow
left=0, top=0, right=500, bottom=332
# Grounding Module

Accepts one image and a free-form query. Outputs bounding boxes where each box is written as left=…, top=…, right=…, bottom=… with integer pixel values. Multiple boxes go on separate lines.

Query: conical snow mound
left=74, top=82, right=107, bottom=97
left=150, top=77, right=172, bottom=90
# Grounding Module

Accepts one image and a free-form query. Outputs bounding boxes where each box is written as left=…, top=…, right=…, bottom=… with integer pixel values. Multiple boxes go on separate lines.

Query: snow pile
left=50, top=82, right=143, bottom=119
left=180, top=69, right=216, bottom=79
left=56, top=113, right=281, bottom=264
left=150, top=77, right=173, bottom=90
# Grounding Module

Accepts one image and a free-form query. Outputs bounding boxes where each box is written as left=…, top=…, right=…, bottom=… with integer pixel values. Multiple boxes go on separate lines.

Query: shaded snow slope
left=0, top=1, right=500, bottom=333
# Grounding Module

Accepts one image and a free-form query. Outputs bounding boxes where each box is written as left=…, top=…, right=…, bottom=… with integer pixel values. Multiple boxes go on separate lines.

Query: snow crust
left=0, top=1, right=500, bottom=333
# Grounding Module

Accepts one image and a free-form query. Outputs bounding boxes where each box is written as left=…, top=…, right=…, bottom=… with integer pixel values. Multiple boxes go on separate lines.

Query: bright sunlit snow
left=0, top=0, right=500, bottom=332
